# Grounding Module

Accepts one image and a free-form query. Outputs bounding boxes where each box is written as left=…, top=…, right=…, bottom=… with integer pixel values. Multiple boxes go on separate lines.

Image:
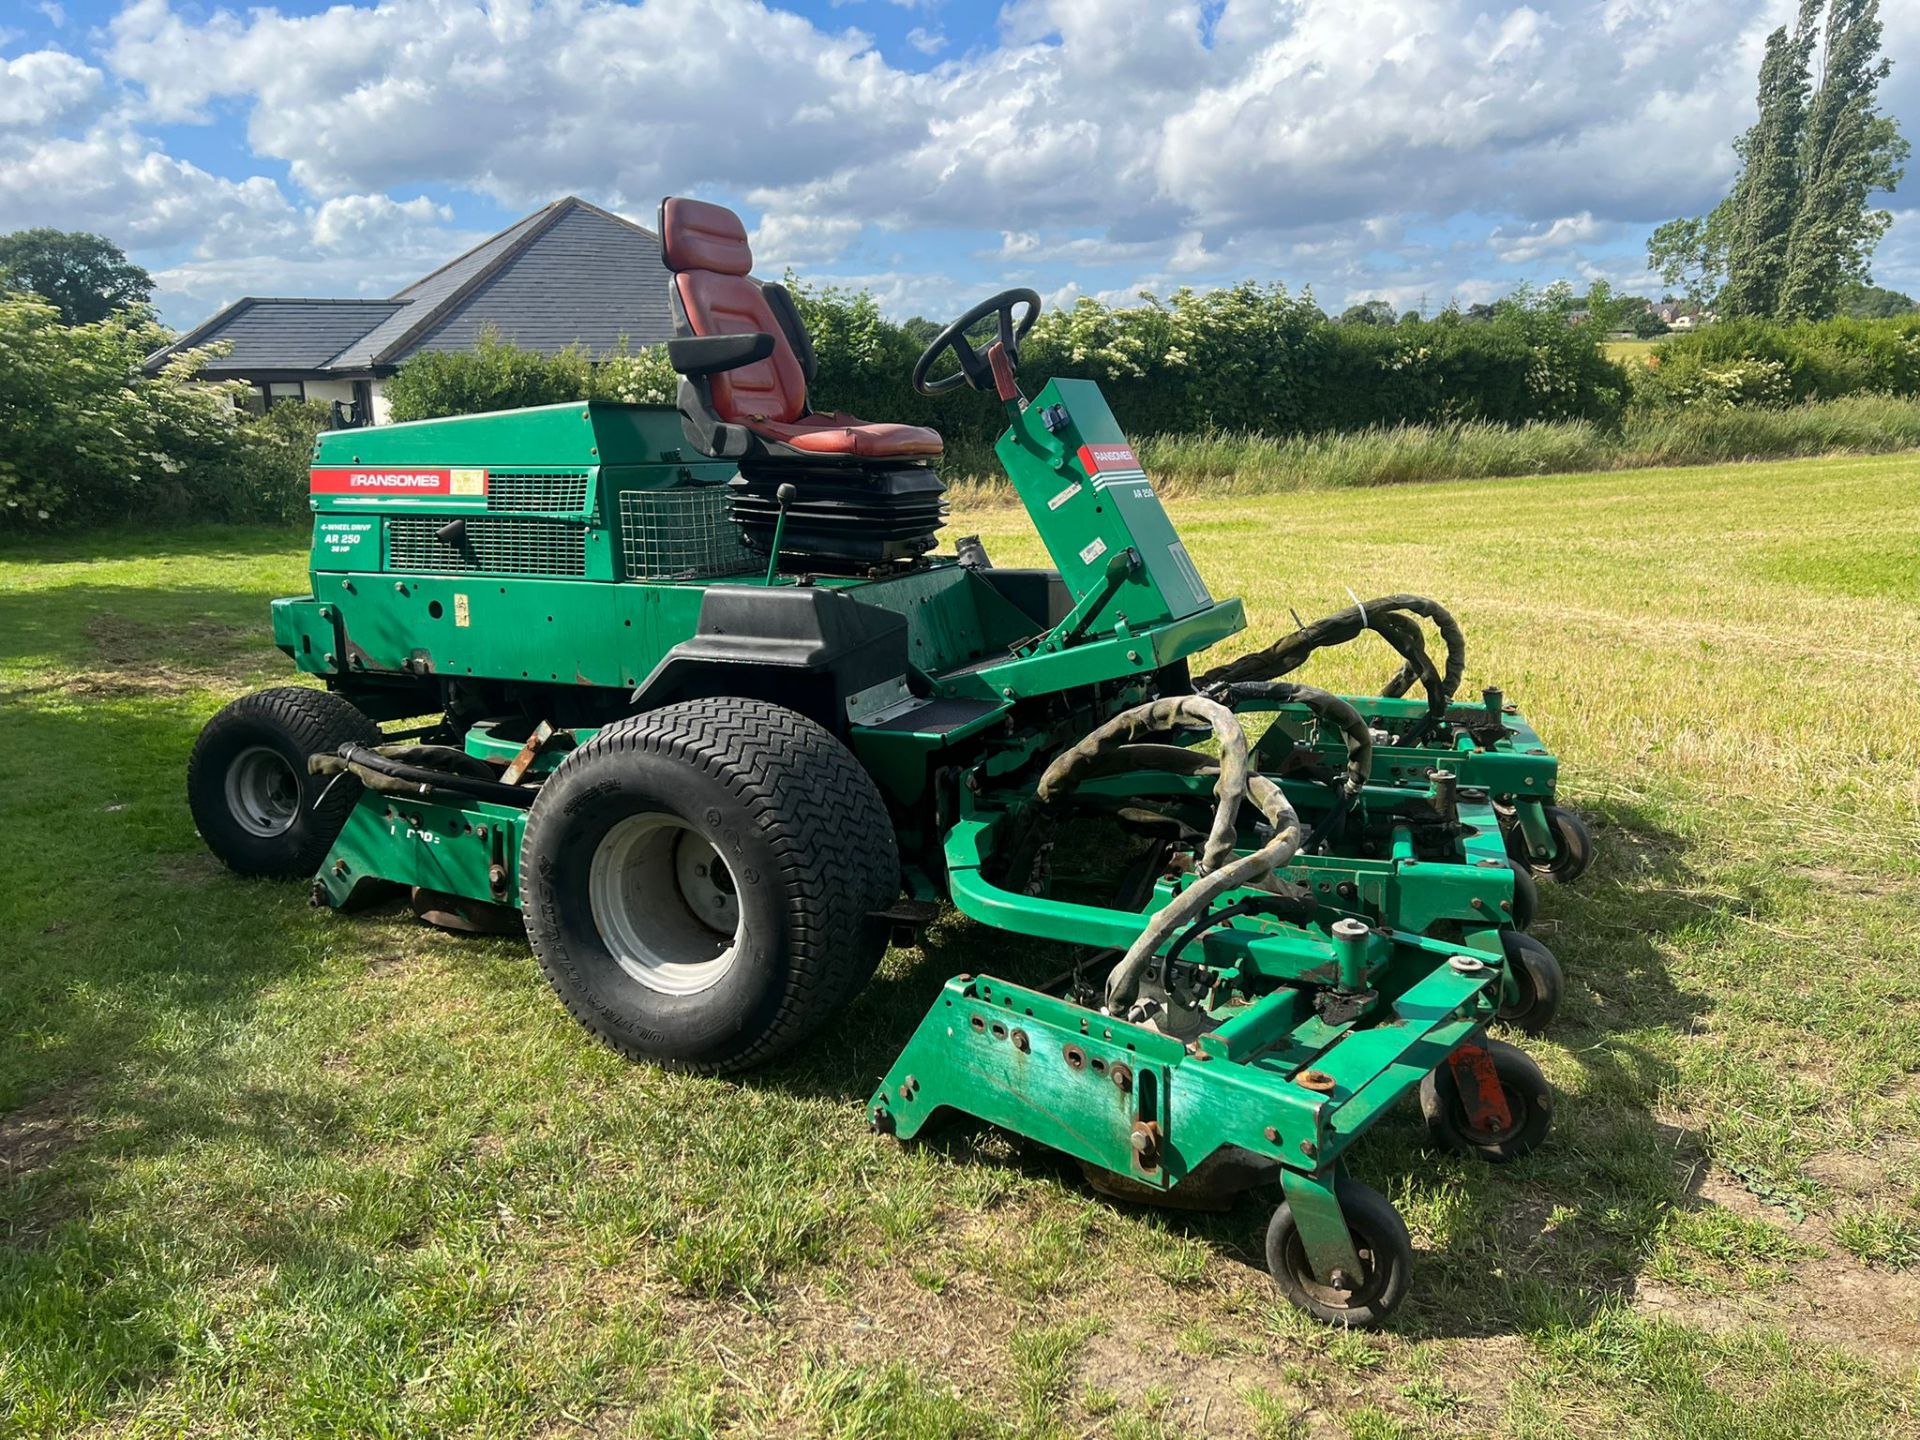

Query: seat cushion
left=675, top=271, right=809, bottom=424
left=748, top=411, right=944, bottom=459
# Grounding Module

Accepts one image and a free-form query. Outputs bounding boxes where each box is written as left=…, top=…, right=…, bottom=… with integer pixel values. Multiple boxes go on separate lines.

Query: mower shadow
left=764, top=794, right=1729, bottom=1341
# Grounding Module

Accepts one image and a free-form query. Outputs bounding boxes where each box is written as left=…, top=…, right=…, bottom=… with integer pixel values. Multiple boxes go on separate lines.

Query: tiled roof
left=145, top=298, right=405, bottom=374
left=143, top=197, right=677, bottom=377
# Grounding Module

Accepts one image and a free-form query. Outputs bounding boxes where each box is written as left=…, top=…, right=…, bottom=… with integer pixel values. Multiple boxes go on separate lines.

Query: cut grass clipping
left=4, top=449, right=1920, bottom=1437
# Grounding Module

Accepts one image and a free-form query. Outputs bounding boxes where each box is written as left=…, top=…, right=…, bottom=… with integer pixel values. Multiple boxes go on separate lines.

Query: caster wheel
left=1507, top=805, right=1593, bottom=883
left=1496, top=931, right=1563, bottom=1034
left=1505, top=859, right=1539, bottom=930
left=1420, top=1038, right=1553, bottom=1163
left=1265, top=1178, right=1412, bottom=1328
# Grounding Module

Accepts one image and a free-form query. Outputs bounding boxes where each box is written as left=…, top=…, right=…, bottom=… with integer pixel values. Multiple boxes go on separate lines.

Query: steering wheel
left=911, top=288, right=1042, bottom=396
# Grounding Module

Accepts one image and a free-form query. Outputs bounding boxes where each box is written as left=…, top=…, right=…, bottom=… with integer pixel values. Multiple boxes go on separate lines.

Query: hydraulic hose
left=310, top=743, right=538, bottom=809
left=1212, top=681, right=1373, bottom=798
left=1195, top=594, right=1467, bottom=722
left=1034, top=696, right=1306, bottom=1013
left=1211, top=679, right=1374, bottom=851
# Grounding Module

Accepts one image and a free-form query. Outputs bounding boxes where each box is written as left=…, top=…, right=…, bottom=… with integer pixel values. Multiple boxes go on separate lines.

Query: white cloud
left=750, top=210, right=862, bottom=269
left=1491, top=212, right=1610, bottom=264
left=906, top=26, right=945, bottom=55
left=0, top=49, right=101, bottom=130
left=310, top=193, right=454, bottom=249
left=1, top=0, right=1909, bottom=324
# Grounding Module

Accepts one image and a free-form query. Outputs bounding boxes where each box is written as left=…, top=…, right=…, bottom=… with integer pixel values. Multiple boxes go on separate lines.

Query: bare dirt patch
left=66, top=614, right=267, bottom=697
left=1633, top=1166, right=1920, bottom=1365
left=1, top=1086, right=91, bottom=1185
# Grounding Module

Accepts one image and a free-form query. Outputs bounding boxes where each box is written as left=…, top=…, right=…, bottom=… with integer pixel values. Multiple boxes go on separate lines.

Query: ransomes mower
left=187, top=198, right=1594, bottom=1326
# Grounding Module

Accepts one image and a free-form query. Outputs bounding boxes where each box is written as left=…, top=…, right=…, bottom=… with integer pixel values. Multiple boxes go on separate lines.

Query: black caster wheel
left=1265, top=1178, right=1413, bottom=1328
left=1507, top=805, right=1593, bottom=883
left=1496, top=931, right=1563, bottom=1035
left=1505, top=858, right=1539, bottom=930
left=1420, top=1038, right=1554, bottom=1163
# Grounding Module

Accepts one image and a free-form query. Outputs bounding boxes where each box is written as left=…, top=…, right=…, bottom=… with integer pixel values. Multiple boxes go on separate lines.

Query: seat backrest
left=658, top=198, right=808, bottom=425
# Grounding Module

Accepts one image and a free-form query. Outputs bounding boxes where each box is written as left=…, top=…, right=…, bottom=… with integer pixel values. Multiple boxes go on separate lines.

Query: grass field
left=4, top=451, right=1920, bottom=1438
left=1603, top=339, right=1659, bottom=364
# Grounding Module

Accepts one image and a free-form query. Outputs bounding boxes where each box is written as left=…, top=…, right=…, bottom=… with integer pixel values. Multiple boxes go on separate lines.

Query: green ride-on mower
left=187, top=198, right=1593, bottom=1326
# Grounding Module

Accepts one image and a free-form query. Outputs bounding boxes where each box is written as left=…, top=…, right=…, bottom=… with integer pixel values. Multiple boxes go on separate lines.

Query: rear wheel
left=520, top=697, right=899, bottom=1074
left=187, top=687, right=382, bottom=878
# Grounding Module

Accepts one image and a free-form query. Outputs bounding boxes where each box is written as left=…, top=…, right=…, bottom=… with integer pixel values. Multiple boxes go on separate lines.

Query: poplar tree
left=1646, top=0, right=1906, bottom=320
left=1718, top=1, right=1820, bottom=318
left=1779, top=0, right=1908, bottom=319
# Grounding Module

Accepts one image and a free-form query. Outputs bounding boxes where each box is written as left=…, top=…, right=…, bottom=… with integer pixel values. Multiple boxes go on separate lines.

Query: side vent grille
left=485, top=470, right=592, bottom=513
left=388, top=516, right=588, bottom=577
left=620, top=487, right=758, bottom=580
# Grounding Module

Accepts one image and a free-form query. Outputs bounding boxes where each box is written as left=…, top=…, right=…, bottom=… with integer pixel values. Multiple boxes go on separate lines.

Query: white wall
left=302, top=379, right=359, bottom=408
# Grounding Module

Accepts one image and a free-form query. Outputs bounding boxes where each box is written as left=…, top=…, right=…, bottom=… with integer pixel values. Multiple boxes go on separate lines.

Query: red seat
left=659, top=198, right=942, bottom=462
left=749, top=413, right=945, bottom=458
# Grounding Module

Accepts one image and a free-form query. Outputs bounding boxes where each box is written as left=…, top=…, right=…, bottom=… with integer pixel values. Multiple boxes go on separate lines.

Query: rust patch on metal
left=501, top=719, right=556, bottom=786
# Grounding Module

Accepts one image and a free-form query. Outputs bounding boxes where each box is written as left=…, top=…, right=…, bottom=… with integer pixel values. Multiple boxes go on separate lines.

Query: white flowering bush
left=0, top=292, right=322, bottom=529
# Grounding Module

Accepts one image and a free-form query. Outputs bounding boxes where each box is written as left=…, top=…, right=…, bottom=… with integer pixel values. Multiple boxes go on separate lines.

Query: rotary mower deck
left=187, top=198, right=1592, bottom=1326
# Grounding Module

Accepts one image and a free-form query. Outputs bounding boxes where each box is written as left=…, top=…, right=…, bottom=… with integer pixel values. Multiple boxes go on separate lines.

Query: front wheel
left=519, top=697, right=899, bottom=1074
left=1265, top=1178, right=1413, bottom=1328
left=187, top=687, right=382, bottom=878
left=1506, top=804, right=1593, bottom=883
left=1495, top=931, right=1564, bottom=1035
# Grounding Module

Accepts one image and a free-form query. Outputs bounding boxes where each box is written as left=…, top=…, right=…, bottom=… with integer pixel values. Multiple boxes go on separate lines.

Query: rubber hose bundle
left=1035, top=696, right=1305, bottom=1013
left=1195, top=594, right=1467, bottom=721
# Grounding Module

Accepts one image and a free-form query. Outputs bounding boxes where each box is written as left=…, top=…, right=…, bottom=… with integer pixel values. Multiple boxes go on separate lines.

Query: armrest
left=667, top=331, right=775, bottom=377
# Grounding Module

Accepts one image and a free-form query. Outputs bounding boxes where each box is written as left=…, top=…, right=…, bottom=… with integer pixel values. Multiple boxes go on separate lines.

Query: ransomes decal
left=1075, top=442, right=1143, bottom=477
left=309, top=467, right=490, bottom=496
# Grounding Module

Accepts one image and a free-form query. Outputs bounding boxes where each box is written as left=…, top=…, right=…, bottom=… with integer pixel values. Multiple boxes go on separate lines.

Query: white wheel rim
left=588, top=813, right=742, bottom=995
left=226, top=745, right=300, bottom=837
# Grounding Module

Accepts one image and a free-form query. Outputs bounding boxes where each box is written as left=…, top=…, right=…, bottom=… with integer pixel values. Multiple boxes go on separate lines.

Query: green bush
left=382, top=284, right=1629, bottom=447
left=1630, top=314, right=1920, bottom=410
left=0, top=292, right=320, bottom=530
left=383, top=329, right=677, bottom=422
left=783, top=279, right=1628, bottom=452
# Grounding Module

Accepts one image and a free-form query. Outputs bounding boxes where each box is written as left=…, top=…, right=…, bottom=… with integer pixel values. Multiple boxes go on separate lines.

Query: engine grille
left=619, top=486, right=758, bottom=581
left=485, top=469, right=592, bottom=513
left=388, top=515, right=588, bottom=577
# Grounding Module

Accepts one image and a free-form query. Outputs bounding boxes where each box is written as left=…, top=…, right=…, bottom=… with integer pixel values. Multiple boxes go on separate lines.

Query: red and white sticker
left=1076, top=442, right=1142, bottom=476
left=309, top=467, right=488, bottom=496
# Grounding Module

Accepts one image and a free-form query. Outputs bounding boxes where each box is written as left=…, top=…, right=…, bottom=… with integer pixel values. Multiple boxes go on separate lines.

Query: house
left=142, top=197, right=677, bottom=426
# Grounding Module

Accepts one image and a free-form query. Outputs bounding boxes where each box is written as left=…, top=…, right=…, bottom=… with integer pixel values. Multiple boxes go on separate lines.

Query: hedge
left=0, top=293, right=325, bottom=530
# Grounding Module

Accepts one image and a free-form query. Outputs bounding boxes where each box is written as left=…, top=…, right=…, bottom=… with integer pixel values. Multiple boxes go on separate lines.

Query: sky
left=0, top=0, right=1914, bottom=332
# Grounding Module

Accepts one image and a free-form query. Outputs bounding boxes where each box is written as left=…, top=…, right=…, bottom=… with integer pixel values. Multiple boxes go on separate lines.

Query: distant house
left=142, top=197, right=676, bottom=426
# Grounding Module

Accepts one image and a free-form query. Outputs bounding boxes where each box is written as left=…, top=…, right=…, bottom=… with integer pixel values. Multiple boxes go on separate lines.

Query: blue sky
left=2, top=0, right=1914, bottom=332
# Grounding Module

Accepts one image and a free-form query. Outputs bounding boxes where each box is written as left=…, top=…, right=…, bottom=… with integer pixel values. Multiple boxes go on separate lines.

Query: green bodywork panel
left=314, top=794, right=526, bottom=911
left=998, top=378, right=1214, bottom=625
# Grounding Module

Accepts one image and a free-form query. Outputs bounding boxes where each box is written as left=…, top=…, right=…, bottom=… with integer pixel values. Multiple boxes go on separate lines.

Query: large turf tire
left=519, top=697, right=899, bottom=1075
left=187, top=686, right=383, bottom=879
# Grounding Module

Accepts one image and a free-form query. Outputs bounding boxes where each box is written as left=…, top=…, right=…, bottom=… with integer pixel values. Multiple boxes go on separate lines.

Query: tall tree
left=0, top=229, right=153, bottom=325
left=1779, top=0, right=1909, bottom=318
left=1719, top=1, right=1821, bottom=317
left=1646, top=0, right=1906, bottom=320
